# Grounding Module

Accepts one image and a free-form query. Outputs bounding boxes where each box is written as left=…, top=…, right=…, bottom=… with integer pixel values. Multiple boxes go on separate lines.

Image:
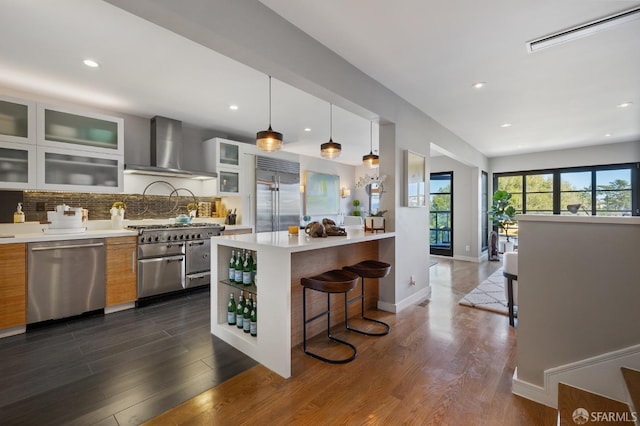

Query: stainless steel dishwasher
left=27, top=238, right=105, bottom=323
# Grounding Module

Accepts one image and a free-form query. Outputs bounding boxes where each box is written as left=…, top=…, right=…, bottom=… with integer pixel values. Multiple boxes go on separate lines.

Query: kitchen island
left=210, top=227, right=395, bottom=378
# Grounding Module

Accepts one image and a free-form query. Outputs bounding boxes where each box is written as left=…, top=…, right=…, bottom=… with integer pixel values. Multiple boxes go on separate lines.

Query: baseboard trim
left=105, top=302, right=136, bottom=314
left=513, top=344, right=640, bottom=409
left=378, top=285, right=431, bottom=313
left=0, top=325, right=26, bottom=339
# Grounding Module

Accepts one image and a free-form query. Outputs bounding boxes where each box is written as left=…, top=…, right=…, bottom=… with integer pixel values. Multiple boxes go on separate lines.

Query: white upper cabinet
left=0, top=95, right=36, bottom=145
left=38, top=104, right=124, bottom=156
left=0, top=142, right=36, bottom=189
left=36, top=146, right=124, bottom=193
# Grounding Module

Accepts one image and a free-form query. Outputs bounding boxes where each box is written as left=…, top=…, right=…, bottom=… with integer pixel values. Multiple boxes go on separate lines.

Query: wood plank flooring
left=147, top=258, right=558, bottom=426
left=0, top=288, right=257, bottom=426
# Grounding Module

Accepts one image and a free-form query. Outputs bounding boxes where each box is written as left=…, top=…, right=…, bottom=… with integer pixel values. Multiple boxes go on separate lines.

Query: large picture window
left=494, top=163, right=638, bottom=217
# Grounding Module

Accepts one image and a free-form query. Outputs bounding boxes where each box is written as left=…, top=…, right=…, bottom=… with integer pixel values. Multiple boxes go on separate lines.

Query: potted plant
left=489, top=190, right=516, bottom=251
left=352, top=199, right=361, bottom=216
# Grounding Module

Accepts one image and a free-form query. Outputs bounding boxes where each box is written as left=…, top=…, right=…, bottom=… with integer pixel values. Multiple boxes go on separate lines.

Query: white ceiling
left=1, top=0, right=639, bottom=165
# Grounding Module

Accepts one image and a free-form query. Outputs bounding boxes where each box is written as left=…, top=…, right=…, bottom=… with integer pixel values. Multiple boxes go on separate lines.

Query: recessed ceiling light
left=617, top=102, right=633, bottom=108
left=472, top=82, right=486, bottom=89
left=83, top=59, right=99, bottom=68
left=304, top=127, right=311, bottom=132
left=229, top=105, right=239, bottom=110
left=500, top=123, right=512, bottom=128
left=605, top=133, right=612, bottom=137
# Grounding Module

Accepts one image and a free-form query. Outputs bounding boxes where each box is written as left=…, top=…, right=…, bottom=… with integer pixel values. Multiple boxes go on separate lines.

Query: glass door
left=430, top=172, right=453, bottom=256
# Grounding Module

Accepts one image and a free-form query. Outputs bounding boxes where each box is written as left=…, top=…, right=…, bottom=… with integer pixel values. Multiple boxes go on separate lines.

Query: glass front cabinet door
left=217, top=140, right=241, bottom=168
left=0, top=95, right=36, bottom=145
left=0, top=142, right=36, bottom=189
left=37, top=146, right=124, bottom=193
left=218, top=169, right=240, bottom=196
left=37, top=104, right=124, bottom=156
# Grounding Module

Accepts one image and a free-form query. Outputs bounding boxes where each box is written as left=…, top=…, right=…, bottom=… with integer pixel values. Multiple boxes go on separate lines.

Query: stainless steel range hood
left=125, top=116, right=217, bottom=179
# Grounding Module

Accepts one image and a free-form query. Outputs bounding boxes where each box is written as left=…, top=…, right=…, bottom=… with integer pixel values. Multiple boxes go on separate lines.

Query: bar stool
left=343, top=260, right=391, bottom=336
left=301, top=269, right=360, bottom=364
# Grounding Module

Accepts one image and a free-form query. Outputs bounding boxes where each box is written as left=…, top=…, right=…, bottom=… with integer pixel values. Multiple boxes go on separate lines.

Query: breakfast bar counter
left=210, top=227, right=395, bottom=378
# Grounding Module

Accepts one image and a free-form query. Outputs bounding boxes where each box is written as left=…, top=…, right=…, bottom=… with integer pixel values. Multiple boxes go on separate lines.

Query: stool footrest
left=346, top=317, right=390, bottom=336
left=303, top=336, right=357, bottom=364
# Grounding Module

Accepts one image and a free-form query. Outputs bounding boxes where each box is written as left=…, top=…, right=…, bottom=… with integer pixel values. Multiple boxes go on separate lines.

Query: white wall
left=104, top=0, right=490, bottom=309
left=516, top=215, right=640, bottom=388
left=430, top=155, right=482, bottom=260
left=490, top=141, right=640, bottom=174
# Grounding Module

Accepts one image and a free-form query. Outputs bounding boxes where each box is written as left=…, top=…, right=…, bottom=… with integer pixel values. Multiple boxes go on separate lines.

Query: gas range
left=128, top=223, right=225, bottom=244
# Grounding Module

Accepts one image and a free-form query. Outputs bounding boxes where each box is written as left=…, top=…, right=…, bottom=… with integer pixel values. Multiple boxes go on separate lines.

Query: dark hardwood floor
left=0, top=288, right=257, bottom=426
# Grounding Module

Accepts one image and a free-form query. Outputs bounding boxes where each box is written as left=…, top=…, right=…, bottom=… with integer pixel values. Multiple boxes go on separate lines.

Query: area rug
left=458, top=268, right=509, bottom=316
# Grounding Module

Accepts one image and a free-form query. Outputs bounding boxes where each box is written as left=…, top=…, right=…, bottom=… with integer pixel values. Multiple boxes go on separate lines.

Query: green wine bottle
left=242, top=251, right=253, bottom=285
left=227, top=293, right=236, bottom=325
left=228, top=250, right=236, bottom=281
left=234, top=250, right=244, bottom=283
left=250, top=300, right=257, bottom=337
left=236, top=292, right=245, bottom=329
left=242, top=300, right=253, bottom=333
left=252, top=254, right=257, bottom=286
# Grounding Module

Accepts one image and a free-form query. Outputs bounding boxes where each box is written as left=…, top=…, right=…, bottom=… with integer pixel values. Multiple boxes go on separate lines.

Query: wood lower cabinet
left=0, top=243, right=26, bottom=329
left=105, top=236, right=137, bottom=306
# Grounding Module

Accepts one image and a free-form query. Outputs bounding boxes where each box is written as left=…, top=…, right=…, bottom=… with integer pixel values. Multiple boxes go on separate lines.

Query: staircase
left=558, top=367, right=639, bottom=425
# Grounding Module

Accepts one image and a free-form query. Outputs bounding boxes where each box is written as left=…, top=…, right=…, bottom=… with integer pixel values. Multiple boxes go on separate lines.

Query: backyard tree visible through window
left=495, top=164, right=635, bottom=217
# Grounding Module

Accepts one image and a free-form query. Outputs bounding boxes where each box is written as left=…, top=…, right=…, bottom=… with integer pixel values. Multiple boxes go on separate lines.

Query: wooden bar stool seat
left=343, top=260, right=391, bottom=336
left=301, top=269, right=360, bottom=364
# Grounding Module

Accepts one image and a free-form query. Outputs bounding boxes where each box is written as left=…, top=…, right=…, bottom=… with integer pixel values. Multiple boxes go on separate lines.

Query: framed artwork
left=404, top=150, right=426, bottom=207
left=305, top=171, right=340, bottom=215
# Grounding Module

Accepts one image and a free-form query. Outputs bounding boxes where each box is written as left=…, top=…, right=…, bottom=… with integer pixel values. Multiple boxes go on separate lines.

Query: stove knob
left=185, top=234, right=190, bottom=240
left=139, top=237, right=144, bottom=243
left=154, top=236, right=159, bottom=242
left=180, top=235, right=184, bottom=239
left=197, top=234, right=201, bottom=239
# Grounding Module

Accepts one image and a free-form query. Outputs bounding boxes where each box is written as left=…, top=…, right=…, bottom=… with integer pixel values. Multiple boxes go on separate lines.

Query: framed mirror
left=404, top=150, right=426, bottom=207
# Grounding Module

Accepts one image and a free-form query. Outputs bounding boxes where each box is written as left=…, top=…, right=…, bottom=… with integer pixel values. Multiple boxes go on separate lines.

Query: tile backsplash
left=22, top=191, right=220, bottom=222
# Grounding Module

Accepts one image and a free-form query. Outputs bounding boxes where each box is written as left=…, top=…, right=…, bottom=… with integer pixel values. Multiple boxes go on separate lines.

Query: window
left=525, top=173, right=554, bottom=214
left=481, top=171, right=488, bottom=251
left=494, top=163, right=638, bottom=217
left=430, top=172, right=453, bottom=256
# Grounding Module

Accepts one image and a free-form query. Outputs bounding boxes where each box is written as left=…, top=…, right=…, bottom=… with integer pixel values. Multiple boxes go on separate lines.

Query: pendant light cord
left=370, top=120, right=373, bottom=152
left=268, top=75, right=272, bottom=127
left=329, top=103, right=333, bottom=139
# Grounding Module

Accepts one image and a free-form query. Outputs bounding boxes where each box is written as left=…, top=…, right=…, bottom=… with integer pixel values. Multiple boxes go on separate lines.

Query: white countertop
left=212, top=226, right=395, bottom=253
left=0, top=229, right=137, bottom=244
left=517, top=214, right=640, bottom=225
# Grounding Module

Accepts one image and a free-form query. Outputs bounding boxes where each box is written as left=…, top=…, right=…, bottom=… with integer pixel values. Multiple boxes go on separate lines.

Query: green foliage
left=489, top=190, right=516, bottom=241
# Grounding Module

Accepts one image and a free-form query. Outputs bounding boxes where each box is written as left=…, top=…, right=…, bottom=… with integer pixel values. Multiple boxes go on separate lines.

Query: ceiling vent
left=527, top=6, right=640, bottom=53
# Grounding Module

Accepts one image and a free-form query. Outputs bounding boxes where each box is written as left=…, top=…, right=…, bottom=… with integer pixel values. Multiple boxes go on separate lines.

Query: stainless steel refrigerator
left=255, top=156, right=300, bottom=232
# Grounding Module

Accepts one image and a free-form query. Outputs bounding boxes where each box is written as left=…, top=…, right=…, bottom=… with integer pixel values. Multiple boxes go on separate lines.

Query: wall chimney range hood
left=125, top=116, right=217, bottom=180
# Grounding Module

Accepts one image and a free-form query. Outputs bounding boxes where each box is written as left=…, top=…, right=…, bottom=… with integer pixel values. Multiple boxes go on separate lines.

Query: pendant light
left=256, top=75, right=283, bottom=152
left=362, top=120, right=379, bottom=168
left=320, top=103, right=342, bottom=159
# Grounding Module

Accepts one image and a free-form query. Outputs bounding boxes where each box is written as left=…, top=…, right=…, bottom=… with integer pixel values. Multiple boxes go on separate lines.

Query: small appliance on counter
left=226, top=209, right=237, bottom=225
left=44, top=204, right=87, bottom=234
left=14, top=203, right=25, bottom=223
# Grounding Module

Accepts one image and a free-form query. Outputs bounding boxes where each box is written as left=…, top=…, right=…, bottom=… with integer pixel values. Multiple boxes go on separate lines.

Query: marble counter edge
left=211, top=229, right=395, bottom=253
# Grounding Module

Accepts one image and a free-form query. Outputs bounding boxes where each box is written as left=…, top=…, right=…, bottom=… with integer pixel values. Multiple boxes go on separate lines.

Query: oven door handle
left=166, top=243, right=184, bottom=249
left=165, top=255, right=184, bottom=263
left=187, top=241, right=205, bottom=246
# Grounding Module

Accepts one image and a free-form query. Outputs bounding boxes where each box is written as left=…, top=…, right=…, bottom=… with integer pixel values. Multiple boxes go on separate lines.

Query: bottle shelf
left=219, top=279, right=257, bottom=295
